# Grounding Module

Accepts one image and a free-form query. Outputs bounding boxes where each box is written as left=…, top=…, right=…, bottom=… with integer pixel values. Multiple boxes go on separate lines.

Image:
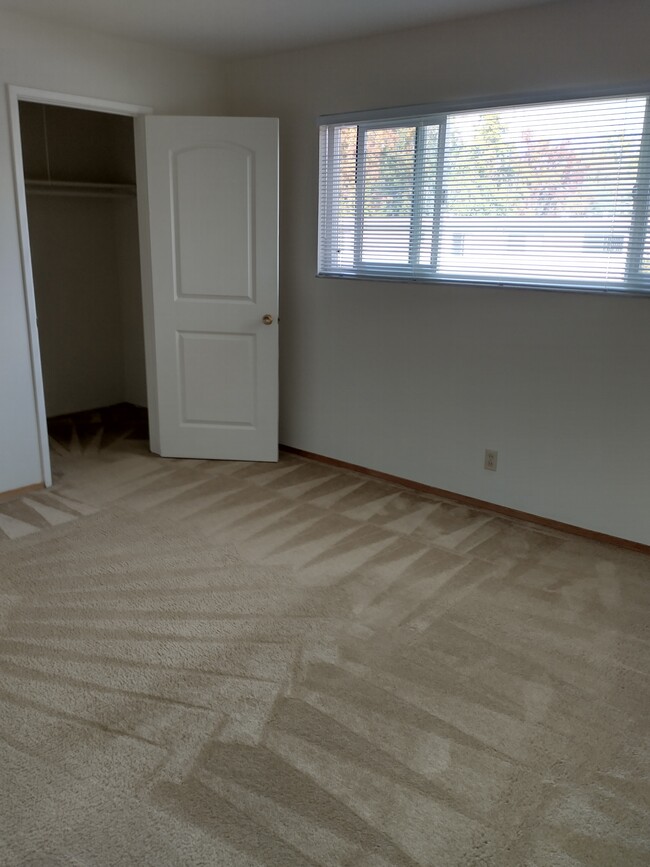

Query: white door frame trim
left=6, top=85, right=152, bottom=487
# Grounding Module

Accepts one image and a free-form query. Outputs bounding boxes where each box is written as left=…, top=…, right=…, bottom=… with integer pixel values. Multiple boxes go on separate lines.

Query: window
left=318, top=92, right=650, bottom=293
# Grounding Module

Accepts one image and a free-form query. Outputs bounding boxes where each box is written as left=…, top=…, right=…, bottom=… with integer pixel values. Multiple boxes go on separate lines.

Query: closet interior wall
left=19, top=102, right=147, bottom=418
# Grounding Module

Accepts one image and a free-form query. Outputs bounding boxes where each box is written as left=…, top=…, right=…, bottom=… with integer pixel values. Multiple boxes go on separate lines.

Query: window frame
left=317, top=84, right=650, bottom=296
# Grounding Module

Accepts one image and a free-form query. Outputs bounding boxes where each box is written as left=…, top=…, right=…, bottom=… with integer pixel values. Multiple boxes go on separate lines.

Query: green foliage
left=444, top=113, right=590, bottom=218
left=334, top=114, right=633, bottom=224
left=444, top=115, right=512, bottom=216
left=362, top=126, right=415, bottom=218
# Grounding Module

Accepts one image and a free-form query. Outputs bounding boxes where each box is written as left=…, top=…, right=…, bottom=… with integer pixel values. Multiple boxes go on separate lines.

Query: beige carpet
left=1, top=407, right=649, bottom=866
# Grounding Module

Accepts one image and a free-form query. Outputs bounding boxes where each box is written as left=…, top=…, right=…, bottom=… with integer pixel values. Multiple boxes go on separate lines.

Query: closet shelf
left=25, top=179, right=136, bottom=198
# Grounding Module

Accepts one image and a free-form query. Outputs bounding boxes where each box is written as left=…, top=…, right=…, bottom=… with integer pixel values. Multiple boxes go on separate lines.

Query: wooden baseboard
left=0, top=482, right=45, bottom=504
left=280, top=445, right=650, bottom=556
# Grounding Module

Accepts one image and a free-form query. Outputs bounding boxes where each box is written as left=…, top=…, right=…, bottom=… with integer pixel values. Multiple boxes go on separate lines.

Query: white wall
left=0, top=10, right=226, bottom=492
left=26, top=195, right=127, bottom=416
left=115, top=197, right=148, bottom=408
left=25, top=194, right=146, bottom=417
left=225, top=0, right=650, bottom=544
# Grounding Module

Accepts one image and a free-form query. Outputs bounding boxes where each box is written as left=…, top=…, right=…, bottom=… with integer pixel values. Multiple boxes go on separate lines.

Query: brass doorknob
left=262, top=314, right=274, bottom=325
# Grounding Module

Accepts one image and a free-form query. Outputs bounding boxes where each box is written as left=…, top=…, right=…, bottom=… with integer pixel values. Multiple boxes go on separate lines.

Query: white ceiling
left=0, top=0, right=559, bottom=58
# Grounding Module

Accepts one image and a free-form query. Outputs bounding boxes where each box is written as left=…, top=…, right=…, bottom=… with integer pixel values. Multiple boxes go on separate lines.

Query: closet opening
left=17, top=100, right=150, bottom=470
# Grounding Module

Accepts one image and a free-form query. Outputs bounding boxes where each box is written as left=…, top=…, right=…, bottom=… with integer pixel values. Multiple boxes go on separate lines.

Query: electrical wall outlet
left=484, top=449, right=498, bottom=471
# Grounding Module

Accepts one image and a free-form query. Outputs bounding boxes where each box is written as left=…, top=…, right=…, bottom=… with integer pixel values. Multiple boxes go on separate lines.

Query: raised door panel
left=173, top=145, right=253, bottom=300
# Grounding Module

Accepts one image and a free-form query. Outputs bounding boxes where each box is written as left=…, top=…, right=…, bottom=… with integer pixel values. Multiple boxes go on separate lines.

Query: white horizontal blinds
left=318, top=123, right=357, bottom=272
left=318, top=92, right=650, bottom=290
left=319, top=120, right=442, bottom=276
left=643, top=231, right=650, bottom=276
left=631, top=100, right=650, bottom=283
left=360, top=125, right=416, bottom=269
left=439, top=96, right=648, bottom=286
left=414, top=124, right=442, bottom=268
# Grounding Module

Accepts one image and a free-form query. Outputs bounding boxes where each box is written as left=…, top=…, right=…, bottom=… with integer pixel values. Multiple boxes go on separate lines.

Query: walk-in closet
left=18, top=102, right=147, bottom=431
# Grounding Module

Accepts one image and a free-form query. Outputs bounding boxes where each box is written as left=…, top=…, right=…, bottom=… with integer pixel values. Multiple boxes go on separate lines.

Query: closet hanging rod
left=24, top=179, right=137, bottom=199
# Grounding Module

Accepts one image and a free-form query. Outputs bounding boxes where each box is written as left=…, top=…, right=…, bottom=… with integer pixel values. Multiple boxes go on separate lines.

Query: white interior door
left=135, top=115, right=279, bottom=461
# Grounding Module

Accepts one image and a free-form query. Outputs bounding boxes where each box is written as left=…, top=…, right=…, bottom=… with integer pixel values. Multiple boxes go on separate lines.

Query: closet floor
left=48, top=402, right=149, bottom=455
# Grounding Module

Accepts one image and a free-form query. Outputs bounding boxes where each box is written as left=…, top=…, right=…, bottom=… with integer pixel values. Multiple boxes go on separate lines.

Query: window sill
left=316, top=271, right=650, bottom=298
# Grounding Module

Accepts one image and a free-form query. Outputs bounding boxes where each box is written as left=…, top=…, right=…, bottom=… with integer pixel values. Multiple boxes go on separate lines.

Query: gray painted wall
left=224, top=0, right=650, bottom=544
left=0, top=10, right=226, bottom=490
left=2, top=0, right=649, bottom=544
